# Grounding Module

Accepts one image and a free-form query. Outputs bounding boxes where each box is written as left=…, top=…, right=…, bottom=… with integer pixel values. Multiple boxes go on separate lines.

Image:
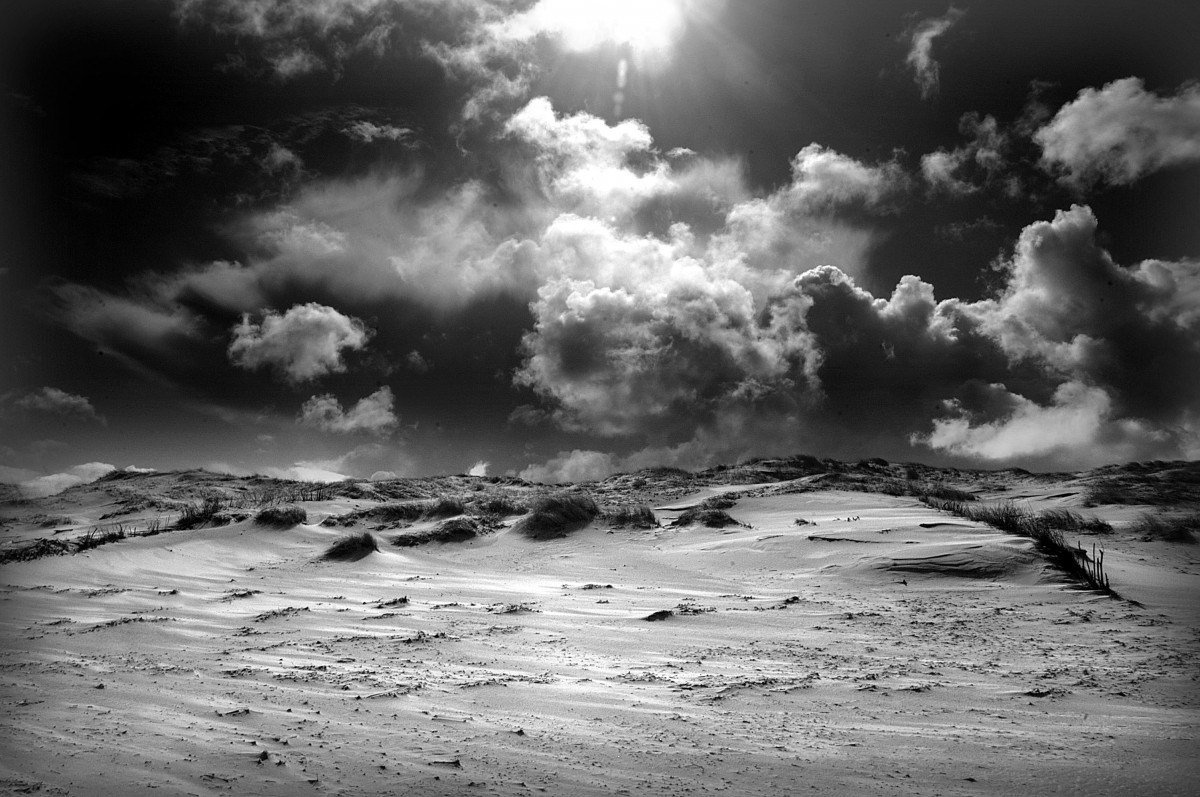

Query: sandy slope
left=1, top=481, right=1198, bottom=796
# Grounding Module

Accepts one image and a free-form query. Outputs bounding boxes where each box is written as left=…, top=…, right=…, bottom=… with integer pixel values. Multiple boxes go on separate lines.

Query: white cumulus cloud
left=228, top=303, right=371, bottom=383
left=298, top=387, right=398, bottom=435
left=1036, top=77, right=1200, bottom=186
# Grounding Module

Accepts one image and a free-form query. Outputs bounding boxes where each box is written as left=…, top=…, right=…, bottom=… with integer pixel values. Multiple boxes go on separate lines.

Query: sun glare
left=522, top=0, right=693, bottom=59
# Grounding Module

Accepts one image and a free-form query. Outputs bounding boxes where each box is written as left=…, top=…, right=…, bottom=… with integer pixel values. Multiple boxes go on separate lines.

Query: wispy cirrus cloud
left=904, top=7, right=965, bottom=100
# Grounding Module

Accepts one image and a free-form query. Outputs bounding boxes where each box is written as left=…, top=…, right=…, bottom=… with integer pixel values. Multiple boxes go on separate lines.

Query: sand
left=1, top=469, right=1198, bottom=796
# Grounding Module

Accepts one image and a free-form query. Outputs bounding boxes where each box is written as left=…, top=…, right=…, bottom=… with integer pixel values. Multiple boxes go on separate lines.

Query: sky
left=1, top=0, right=1199, bottom=493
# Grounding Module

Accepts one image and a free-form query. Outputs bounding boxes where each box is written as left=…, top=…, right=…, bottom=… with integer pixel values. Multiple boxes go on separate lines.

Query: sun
left=519, top=0, right=696, bottom=60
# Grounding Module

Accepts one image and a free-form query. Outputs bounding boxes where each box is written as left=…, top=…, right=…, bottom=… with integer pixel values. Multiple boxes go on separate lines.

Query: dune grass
left=424, top=496, right=468, bottom=518
left=604, top=505, right=659, bottom=529
left=321, top=531, right=379, bottom=561
left=470, top=494, right=527, bottom=517
left=1133, top=512, right=1197, bottom=544
left=920, top=498, right=1119, bottom=597
left=671, top=508, right=746, bottom=529
left=254, top=505, right=307, bottom=528
left=392, top=517, right=487, bottom=547
left=176, top=496, right=225, bottom=529
left=699, top=495, right=738, bottom=510
left=515, top=491, right=600, bottom=540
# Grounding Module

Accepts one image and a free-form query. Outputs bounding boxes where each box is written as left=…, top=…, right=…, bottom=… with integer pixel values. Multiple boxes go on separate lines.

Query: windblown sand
left=1, top=480, right=1197, bottom=795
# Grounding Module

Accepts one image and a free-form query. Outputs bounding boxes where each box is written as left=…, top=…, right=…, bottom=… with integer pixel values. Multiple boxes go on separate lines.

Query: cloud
left=909, top=205, right=1200, bottom=465
left=16, top=387, right=106, bottom=425
left=515, top=196, right=1200, bottom=470
left=0, top=464, right=41, bottom=484
left=904, top=7, right=965, bottom=100
left=228, top=303, right=371, bottom=383
left=173, top=0, right=403, bottom=79
left=920, top=113, right=1012, bottom=196
left=18, top=462, right=116, bottom=499
left=260, top=464, right=350, bottom=482
left=467, top=460, right=489, bottom=477
left=1035, top=77, right=1200, bottom=186
left=298, top=386, right=398, bottom=435
left=785, top=144, right=909, bottom=211
left=404, top=350, right=431, bottom=373
left=343, top=121, right=415, bottom=143
left=49, top=281, right=206, bottom=378
left=519, top=449, right=615, bottom=484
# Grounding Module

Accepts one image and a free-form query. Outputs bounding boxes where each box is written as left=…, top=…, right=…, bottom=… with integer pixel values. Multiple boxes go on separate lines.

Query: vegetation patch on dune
left=0, top=518, right=169, bottom=564
left=515, top=491, right=600, bottom=540
left=321, top=531, right=379, bottom=561
left=254, top=505, right=307, bottom=527
left=1133, top=512, right=1197, bottom=544
left=920, top=498, right=1119, bottom=597
left=392, top=516, right=493, bottom=547
left=423, top=496, right=468, bottom=518
left=671, top=508, right=746, bottom=529
left=604, top=505, right=659, bottom=529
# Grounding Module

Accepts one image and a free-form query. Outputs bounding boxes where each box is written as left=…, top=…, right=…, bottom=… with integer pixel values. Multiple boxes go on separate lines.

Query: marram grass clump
left=254, top=505, right=307, bottom=528
left=671, top=508, right=746, bottom=529
left=322, top=531, right=379, bottom=561
left=919, top=498, right=1120, bottom=598
left=604, top=505, right=659, bottom=529
left=516, top=491, right=600, bottom=540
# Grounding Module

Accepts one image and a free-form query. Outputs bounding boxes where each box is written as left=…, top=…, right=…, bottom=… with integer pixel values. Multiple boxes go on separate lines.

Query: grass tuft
left=470, top=494, right=527, bottom=517
left=671, top=508, right=745, bottom=529
left=1132, top=512, right=1197, bottom=544
left=604, top=505, right=659, bottom=529
left=423, top=496, right=468, bottom=519
left=699, top=495, right=738, bottom=510
left=515, top=491, right=600, bottom=540
left=919, top=498, right=1120, bottom=597
left=176, top=495, right=224, bottom=529
left=321, top=531, right=379, bottom=561
left=392, top=517, right=487, bottom=547
left=254, top=505, right=307, bottom=528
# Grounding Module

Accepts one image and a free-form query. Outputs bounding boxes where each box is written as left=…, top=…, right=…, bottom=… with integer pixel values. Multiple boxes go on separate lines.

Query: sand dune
left=1, top=460, right=1198, bottom=795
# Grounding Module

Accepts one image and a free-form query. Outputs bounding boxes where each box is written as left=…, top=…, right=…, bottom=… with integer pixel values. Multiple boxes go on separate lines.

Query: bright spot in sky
left=517, top=0, right=692, bottom=57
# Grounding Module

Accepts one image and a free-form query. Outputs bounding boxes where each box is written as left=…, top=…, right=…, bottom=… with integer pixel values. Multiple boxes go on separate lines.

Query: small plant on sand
left=424, top=496, right=468, bottom=518
left=176, top=495, right=224, bottom=529
left=471, top=494, right=527, bottom=517
left=516, top=491, right=600, bottom=540
left=671, top=508, right=746, bottom=529
left=73, top=525, right=127, bottom=552
left=322, top=531, right=379, bottom=561
left=254, top=505, right=307, bottom=528
left=699, top=495, right=738, bottom=510
left=1133, top=512, right=1197, bottom=544
left=604, top=505, right=659, bottom=529
left=392, top=516, right=487, bottom=547
left=1038, top=509, right=1112, bottom=534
